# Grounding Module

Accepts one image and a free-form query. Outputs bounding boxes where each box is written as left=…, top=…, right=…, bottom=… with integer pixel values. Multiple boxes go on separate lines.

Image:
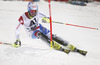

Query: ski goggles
left=30, top=10, right=37, bottom=14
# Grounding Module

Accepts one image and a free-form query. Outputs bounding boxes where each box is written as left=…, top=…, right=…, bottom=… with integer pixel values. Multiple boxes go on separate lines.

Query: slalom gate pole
left=52, top=21, right=98, bottom=30
left=48, top=0, right=53, bottom=49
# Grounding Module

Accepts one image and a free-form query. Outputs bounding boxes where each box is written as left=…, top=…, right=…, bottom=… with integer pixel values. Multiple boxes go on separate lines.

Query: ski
left=76, top=49, right=87, bottom=56
left=0, top=42, right=12, bottom=45
left=63, top=49, right=70, bottom=54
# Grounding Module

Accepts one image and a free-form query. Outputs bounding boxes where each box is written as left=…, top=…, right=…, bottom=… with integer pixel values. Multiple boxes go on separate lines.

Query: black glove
left=12, top=39, right=21, bottom=48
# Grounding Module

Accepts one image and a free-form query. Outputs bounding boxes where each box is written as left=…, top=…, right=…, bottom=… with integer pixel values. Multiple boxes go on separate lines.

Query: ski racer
left=12, top=2, right=87, bottom=56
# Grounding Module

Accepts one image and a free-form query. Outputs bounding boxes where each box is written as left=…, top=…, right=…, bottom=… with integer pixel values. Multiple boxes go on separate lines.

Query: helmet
left=28, top=2, right=38, bottom=16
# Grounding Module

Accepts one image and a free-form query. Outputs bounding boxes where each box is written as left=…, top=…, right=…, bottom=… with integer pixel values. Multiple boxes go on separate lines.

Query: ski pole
left=0, top=42, right=12, bottom=45
left=52, top=21, right=98, bottom=30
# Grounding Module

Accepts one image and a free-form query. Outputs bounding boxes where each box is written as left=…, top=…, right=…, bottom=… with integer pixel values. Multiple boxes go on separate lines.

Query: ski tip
left=77, top=49, right=88, bottom=56
left=82, top=51, right=88, bottom=56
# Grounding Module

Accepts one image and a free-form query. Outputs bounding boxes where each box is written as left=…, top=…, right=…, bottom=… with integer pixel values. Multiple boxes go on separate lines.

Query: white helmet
left=28, top=2, right=38, bottom=16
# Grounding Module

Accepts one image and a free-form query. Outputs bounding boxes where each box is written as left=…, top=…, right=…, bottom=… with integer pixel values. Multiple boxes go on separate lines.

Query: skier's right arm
left=12, top=16, right=24, bottom=48
left=12, top=22, right=22, bottom=48
left=15, top=22, right=22, bottom=40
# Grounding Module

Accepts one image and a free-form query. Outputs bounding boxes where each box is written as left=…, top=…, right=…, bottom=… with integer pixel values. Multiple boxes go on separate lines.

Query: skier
left=12, top=2, right=87, bottom=56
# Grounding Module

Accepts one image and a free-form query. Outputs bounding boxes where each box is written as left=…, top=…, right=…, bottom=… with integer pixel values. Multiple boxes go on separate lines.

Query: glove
left=42, top=17, right=50, bottom=23
left=12, top=39, right=21, bottom=48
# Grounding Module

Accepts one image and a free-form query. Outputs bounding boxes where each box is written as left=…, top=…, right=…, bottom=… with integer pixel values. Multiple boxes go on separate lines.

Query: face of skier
left=29, top=10, right=37, bottom=17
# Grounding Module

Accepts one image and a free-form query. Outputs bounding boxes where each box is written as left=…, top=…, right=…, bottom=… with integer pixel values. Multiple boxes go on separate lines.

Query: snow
left=0, top=0, right=100, bottom=65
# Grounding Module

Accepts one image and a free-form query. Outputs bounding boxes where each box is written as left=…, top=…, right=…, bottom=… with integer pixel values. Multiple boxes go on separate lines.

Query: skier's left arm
left=38, top=12, right=50, bottom=23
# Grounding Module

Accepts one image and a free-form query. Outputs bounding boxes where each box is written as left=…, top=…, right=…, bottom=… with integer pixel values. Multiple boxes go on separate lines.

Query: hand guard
left=12, top=39, right=21, bottom=48
left=42, top=17, right=50, bottom=23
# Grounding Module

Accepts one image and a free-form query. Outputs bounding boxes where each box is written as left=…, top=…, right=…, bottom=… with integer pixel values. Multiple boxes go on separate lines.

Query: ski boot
left=66, top=44, right=76, bottom=51
left=52, top=41, right=70, bottom=54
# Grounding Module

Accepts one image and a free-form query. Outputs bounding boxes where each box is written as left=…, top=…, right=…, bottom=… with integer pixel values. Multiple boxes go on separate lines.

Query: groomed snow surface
left=0, top=1, right=100, bottom=65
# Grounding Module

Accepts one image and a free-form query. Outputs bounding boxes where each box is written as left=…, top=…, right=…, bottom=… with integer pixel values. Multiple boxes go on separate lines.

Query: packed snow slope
left=0, top=1, right=100, bottom=65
